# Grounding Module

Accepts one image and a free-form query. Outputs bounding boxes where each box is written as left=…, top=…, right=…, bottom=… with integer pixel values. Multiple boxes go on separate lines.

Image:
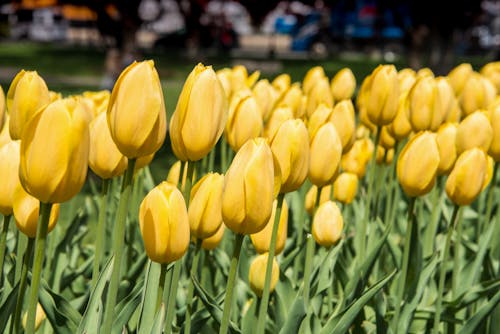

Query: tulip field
left=0, top=58, right=499, bottom=334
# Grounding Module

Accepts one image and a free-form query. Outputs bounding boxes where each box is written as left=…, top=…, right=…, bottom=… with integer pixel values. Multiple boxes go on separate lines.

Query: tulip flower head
left=365, top=64, right=399, bottom=126
left=309, top=122, right=343, bottom=187
left=201, top=224, right=225, bottom=250
left=331, top=67, right=356, bottom=101
left=249, top=253, right=279, bottom=297
left=312, top=200, right=344, bottom=247
left=333, top=172, right=358, bottom=204
left=250, top=198, right=288, bottom=255
left=455, top=111, right=493, bottom=155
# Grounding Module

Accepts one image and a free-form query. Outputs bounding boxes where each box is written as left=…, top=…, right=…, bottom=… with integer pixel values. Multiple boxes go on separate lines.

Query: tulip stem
left=483, top=163, right=498, bottom=236
left=11, top=237, right=34, bottom=334
left=220, top=233, right=245, bottom=334
left=0, top=214, right=11, bottom=286
left=164, top=260, right=182, bottom=334
left=91, top=178, right=110, bottom=290
left=256, top=193, right=285, bottom=334
left=303, top=234, right=315, bottom=306
left=221, top=137, right=228, bottom=172
left=157, top=263, right=168, bottom=311
left=424, top=176, right=444, bottom=258
left=25, top=202, right=53, bottom=334
left=185, top=239, right=202, bottom=334
left=390, top=196, right=416, bottom=332
left=102, top=158, right=136, bottom=334
left=433, top=204, right=460, bottom=334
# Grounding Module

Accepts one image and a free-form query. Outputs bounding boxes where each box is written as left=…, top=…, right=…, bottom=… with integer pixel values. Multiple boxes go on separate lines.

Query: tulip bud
left=188, top=173, right=224, bottom=239
left=446, top=148, right=487, bottom=206
left=167, top=160, right=184, bottom=186
left=312, top=201, right=343, bottom=247
left=248, top=253, right=279, bottom=296
left=398, top=68, right=417, bottom=93
left=108, top=60, right=166, bottom=158
left=480, top=61, right=500, bottom=92
left=436, top=123, right=458, bottom=175
left=455, top=111, right=493, bottom=155
left=435, top=77, right=456, bottom=124
left=303, top=66, right=326, bottom=95
left=460, top=73, right=496, bottom=116
left=88, top=112, right=127, bottom=179
left=0, top=140, right=20, bottom=215
left=216, top=68, right=232, bottom=98
left=333, top=172, right=358, bottom=204
left=20, top=98, right=89, bottom=203
left=388, top=92, right=412, bottom=141
left=270, top=119, right=309, bottom=193
left=407, top=76, right=444, bottom=131
left=263, top=106, right=293, bottom=142
left=331, top=68, right=356, bottom=101
left=225, top=90, right=263, bottom=151
left=305, top=76, right=333, bottom=118
left=201, top=224, right=225, bottom=250
left=341, top=138, right=374, bottom=178
left=309, top=123, right=342, bottom=187
left=272, top=73, right=291, bottom=97
left=22, top=303, right=46, bottom=332
left=397, top=131, right=440, bottom=197
left=278, top=83, right=303, bottom=118
left=305, top=185, right=331, bottom=216
left=365, top=65, right=399, bottom=126
left=445, top=98, right=462, bottom=123
left=232, top=65, right=259, bottom=93
left=417, top=68, right=434, bottom=78
left=139, top=181, right=190, bottom=263
left=307, top=103, right=334, bottom=140
left=253, top=79, right=278, bottom=122
left=7, top=70, right=50, bottom=140
left=250, top=198, right=288, bottom=255
left=489, top=103, right=500, bottom=161
left=331, top=100, right=356, bottom=151
left=170, top=64, right=228, bottom=161
left=448, top=63, right=473, bottom=96
left=222, top=138, right=274, bottom=235
left=13, top=185, right=59, bottom=238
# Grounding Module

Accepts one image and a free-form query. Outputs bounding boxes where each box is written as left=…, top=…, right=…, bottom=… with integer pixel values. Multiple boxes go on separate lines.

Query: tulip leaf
left=278, top=296, right=306, bottom=334
left=444, top=277, right=500, bottom=311
left=151, top=302, right=166, bottom=334
left=190, top=308, right=213, bottom=334
left=138, top=261, right=160, bottom=334
left=320, top=270, right=396, bottom=334
left=310, top=240, right=344, bottom=298
left=273, top=270, right=296, bottom=327
left=0, top=283, right=19, bottom=333
left=77, top=256, right=114, bottom=334
left=459, top=289, right=500, bottom=334
left=241, top=297, right=258, bottom=334
left=112, top=280, right=143, bottom=333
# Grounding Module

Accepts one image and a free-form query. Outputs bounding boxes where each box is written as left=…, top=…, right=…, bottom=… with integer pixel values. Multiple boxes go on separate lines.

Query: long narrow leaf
left=459, top=289, right=500, bottom=334
left=0, top=283, right=19, bottom=333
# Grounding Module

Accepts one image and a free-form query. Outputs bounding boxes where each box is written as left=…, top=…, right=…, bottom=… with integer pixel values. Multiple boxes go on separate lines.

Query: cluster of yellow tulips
left=0, top=58, right=499, bottom=334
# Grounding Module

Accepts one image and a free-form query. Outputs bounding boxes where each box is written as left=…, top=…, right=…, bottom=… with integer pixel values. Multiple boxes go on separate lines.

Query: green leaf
left=190, top=308, right=213, bottom=334
left=112, top=280, right=143, bottom=333
left=445, top=277, right=500, bottom=311
left=278, top=296, right=306, bottom=334
left=321, top=270, right=396, bottom=334
left=76, top=256, right=114, bottom=334
left=310, top=240, right=344, bottom=298
left=0, top=283, right=19, bottom=333
left=459, top=289, right=500, bottom=334
left=151, top=302, right=166, bottom=334
left=241, top=297, right=258, bottom=334
left=138, top=261, right=160, bottom=334
left=273, top=270, right=296, bottom=328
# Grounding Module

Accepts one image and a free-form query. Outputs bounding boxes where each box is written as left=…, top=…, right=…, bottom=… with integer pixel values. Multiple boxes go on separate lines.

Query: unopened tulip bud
left=305, top=77, right=333, bottom=118
left=251, top=199, right=288, bottom=255
left=216, top=68, right=232, bottom=98
left=312, top=201, right=343, bottom=247
left=366, top=65, right=399, bottom=126
left=397, top=131, right=440, bottom=197
left=331, top=68, right=356, bottom=101
left=305, top=185, right=331, bottom=216
left=222, top=138, right=274, bottom=235
left=398, top=68, right=417, bottom=93
left=253, top=79, right=278, bottom=121
left=446, top=148, right=487, bottom=206
left=309, top=123, right=342, bottom=187
left=201, top=224, right=225, bottom=250
left=272, top=73, right=291, bottom=97
left=341, top=138, right=374, bottom=178
left=7, top=70, right=50, bottom=140
left=278, top=83, right=303, bottom=118
left=388, top=92, right=412, bottom=141
left=480, top=61, right=500, bottom=92
left=460, top=73, right=496, bottom=116
left=249, top=253, right=279, bottom=296
left=408, top=76, right=445, bottom=131
left=303, top=66, right=326, bottom=95
left=455, top=111, right=493, bottom=155
left=448, top=63, right=473, bottom=96
left=263, top=106, right=293, bottom=142
left=436, top=123, right=458, bottom=175
left=417, top=68, right=434, bottom=78
left=331, top=100, right=356, bottom=151
left=0, top=140, right=20, bottom=215
left=139, top=181, right=190, bottom=263
left=333, top=172, right=358, bottom=204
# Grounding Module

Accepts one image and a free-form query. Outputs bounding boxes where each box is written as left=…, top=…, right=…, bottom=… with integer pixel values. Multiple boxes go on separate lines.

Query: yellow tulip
left=270, top=119, right=309, bottom=193
left=305, top=76, right=333, bottom=118
left=341, top=138, right=374, bottom=179
left=278, top=83, right=303, bottom=118
left=272, top=73, right=291, bottom=97
left=107, top=60, right=166, bottom=158
left=482, top=155, right=495, bottom=191
left=48, top=91, right=62, bottom=102
left=303, top=66, right=326, bottom=95
left=263, top=106, right=293, bottom=142
left=488, top=102, right=500, bottom=161
left=436, top=123, right=458, bottom=175
left=231, top=65, right=259, bottom=93
left=445, top=97, right=462, bottom=123
left=365, top=64, right=399, bottom=126
left=309, top=123, right=342, bottom=187
left=376, top=146, right=394, bottom=165
left=248, top=253, right=279, bottom=297
left=250, top=198, right=288, bottom=255
left=19, top=98, right=89, bottom=203
left=88, top=112, right=127, bottom=179
left=7, top=70, right=50, bottom=140
left=77, top=95, right=99, bottom=121
left=331, top=100, right=356, bottom=151
left=0, top=140, right=20, bottom=215
left=225, top=90, right=263, bottom=151
left=397, top=131, right=440, bottom=197
left=201, top=224, right=225, bottom=250
left=460, top=72, right=496, bottom=116
left=417, top=67, right=434, bottom=78
left=167, top=160, right=183, bottom=185
left=407, top=76, right=445, bottom=131
left=188, top=173, right=224, bottom=239
left=216, top=68, right=233, bottom=98
left=445, top=148, right=487, bottom=206
left=307, top=103, right=334, bottom=140
left=380, top=126, right=396, bottom=149
left=331, top=68, right=356, bottom=101
left=305, top=185, right=331, bottom=216
left=22, top=303, right=46, bottom=332
left=170, top=63, right=228, bottom=161
left=253, top=79, right=278, bottom=122
left=398, top=68, right=417, bottom=93
left=455, top=111, right=493, bottom=155
left=448, top=63, right=473, bottom=96
left=388, top=92, right=412, bottom=141
left=13, top=185, right=59, bottom=238
left=139, top=181, right=190, bottom=263
left=435, top=77, right=456, bottom=124
left=333, top=172, right=358, bottom=204
left=480, top=61, right=500, bottom=92
left=222, top=138, right=274, bottom=235
left=312, top=201, right=343, bottom=247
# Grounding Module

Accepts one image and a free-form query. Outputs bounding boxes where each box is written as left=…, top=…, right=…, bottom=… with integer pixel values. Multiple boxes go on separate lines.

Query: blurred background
left=0, top=0, right=498, bottom=97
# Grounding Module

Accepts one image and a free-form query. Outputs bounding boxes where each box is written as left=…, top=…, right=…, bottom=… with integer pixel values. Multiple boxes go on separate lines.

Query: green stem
left=208, top=145, right=216, bottom=172
left=156, top=263, right=168, bottom=311
left=0, top=215, right=11, bottom=286
left=483, top=163, right=498, bottom=236
left=256, top=193, right=285, bottom=334
left=219, top=233, right=245, bottom=334
left=25, top=202, right=53, bottom=334
left=221, top=137, right=228, bottom=173
left=360, top=127, right=381, bottom=260
left=91, top=178, right=110, bottom=290
left=303, top=234, right=315, bottom=306
left=293, top=187, right=307, bottom=282
left=433, top=205, right=460, bottom=334
left=424, top=177, right=444, bottom=258
left=185, top=240, right=202, bottom=334
left=102, top=159, right=136, bottom=334
left=127, top=171, right=143, bottom=269
left=164, top=260, right=182, bottom=334
left=391, top=197, right=416, bottom=332
left=15, top=229, right=27, bottom=283
left=11, top=237, right=34, bottom=334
